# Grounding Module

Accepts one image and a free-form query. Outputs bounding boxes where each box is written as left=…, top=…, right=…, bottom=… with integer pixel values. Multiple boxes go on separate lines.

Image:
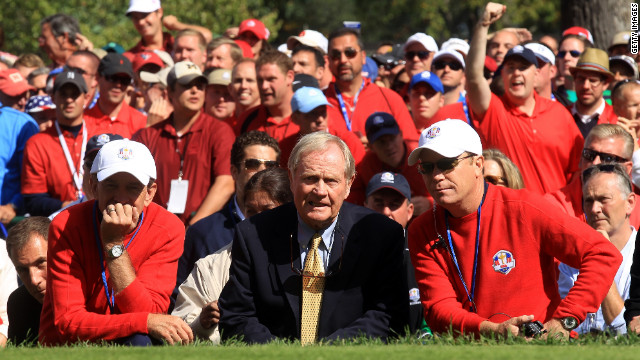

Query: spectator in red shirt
left=466, top=2, right=583, bottom=194
left=431, top=49, right=466, bottom=106
left=84, top=53, right=147, bottom=138
left=66, top=50, right=100, bottom=110
left=403, top=33, right=438, bottom=79
left=173, top=29, right=207, bottom=71
left=237, top=51, right=299, bottom=142
left=236, top=19, right=271, bottom=60
left=134, top=61, right=235, bottom=225
left=39, top=139, right=193, bottom=346
left=22, top=69, right=91, bottom=216
left=348, top=112, right=431, bottom=216
left=325, top=28, right=418, bottom=147
left=569, top=48, right=618, bottom=138
left=229, top=59, right=260, bottom=129
left=204, top=69, right=235, bottom=123
left=205, top=37, right=243, bottom=71
left=291, top=45, right=325, bottom=89
left=523, top=42, right=557, bottom=100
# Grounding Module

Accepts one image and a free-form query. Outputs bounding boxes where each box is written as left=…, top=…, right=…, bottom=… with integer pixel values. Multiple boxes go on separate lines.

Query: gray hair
left=288, top=132, right=355, bottom=180
left=41, top=14, right=80, bottom=44
left=582, top=163, right=632, bottom=198
left=585, top=124, right=634, bottom=161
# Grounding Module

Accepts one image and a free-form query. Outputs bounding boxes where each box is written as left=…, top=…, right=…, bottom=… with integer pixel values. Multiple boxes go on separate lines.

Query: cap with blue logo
left=366, top=172, right=412, bottom=201
left=365, top=112, right=400, bottom=144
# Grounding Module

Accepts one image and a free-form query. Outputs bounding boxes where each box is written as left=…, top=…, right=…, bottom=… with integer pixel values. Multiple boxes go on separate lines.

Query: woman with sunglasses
left=172, top=167, right=292, bottom=343
left=482, top=149, right=524, bottom=189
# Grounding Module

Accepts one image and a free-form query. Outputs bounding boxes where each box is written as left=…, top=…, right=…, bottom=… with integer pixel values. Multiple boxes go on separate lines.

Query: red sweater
left=39, top=201, right=184, bottom=345
left=408, top=185, right=621, bottom=335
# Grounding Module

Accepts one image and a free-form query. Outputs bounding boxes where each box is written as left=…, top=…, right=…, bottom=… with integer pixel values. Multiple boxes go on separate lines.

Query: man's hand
left=542, top=318, right=569, bottom=340
left=479, top=314, right=534, bottom=337
left=147, top=314, right=194, bottom=345
left=481, top=2, right=507, bottom=27
left=101, top=203, right=140, bottom=246
left=162, top=15, right=179, bottom=30
left=147, top=98, right=171, bottom=127
left=629, top=315, right=640, bottom=333
left=199, top=300, right=221, bottom=329
left=74, top=33, right=94, bottom=51
left=616, top=117, right=640, bottom=151
left=0, top=204, right=16, bottom=224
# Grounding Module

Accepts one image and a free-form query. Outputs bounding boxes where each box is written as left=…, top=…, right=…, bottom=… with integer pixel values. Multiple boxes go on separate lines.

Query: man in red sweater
left=39, top=139, right=192, bottom=346
left=407, top=118, right=621, bottom=338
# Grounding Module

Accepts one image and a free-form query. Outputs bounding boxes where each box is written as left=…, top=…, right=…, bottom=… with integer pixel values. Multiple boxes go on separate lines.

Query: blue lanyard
left=443, top=182, right=488, bottom=313
left=92, top=202, right=145, bottom=313
left=335, top=80, right=365, bottom=131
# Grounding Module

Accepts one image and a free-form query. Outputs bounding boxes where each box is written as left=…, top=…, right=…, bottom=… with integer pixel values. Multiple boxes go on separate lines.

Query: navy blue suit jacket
left=218, top=201, right=408, bottom=343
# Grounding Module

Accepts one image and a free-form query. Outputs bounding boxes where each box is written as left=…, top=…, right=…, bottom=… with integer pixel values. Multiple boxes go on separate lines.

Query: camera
left=521, top=320, right=547, bottom=338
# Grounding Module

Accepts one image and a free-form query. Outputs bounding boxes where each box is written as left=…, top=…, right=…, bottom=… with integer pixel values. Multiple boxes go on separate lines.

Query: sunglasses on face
left=105, top=74, right=132, bottom=86
left=417, top=154, right=475, bottom=175
left=433, top=61, right=463, bottom=71
left=244, top=158, right=279, bottom=171
left=329, top=47, right=360, bottom=60
left=405, top=51, right=431, bottom=61
left=557, top=50, right=582, bottom=58
left=581, top=148, right=628, bottom=164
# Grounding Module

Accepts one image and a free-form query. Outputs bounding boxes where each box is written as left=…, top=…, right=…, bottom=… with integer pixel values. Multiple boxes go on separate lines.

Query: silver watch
left=106, top=244, right=125, bottom=259
left=560, top=316, right=578, bottom=331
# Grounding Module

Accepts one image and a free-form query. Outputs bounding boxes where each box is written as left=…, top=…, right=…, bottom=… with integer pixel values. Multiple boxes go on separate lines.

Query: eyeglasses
left=417, top=154, right=475, bottom=175
left=581, top=148, right=629, bottom=164
left=484, top=174, right=506, bottom=186
left=289, top=231, right=344, bottom=279
left=104, top=74, right=132, bottom=86
left=433, top=61, right=463, bottom=71
left=557, top=50, right=582, bottom=58
left=582, top=163, right=632, bottom=192
left=329, top=47, right=360, bottom=60
left=405, top=51, right=431, bottom=61
left=244, top=158, right=279, bottom=171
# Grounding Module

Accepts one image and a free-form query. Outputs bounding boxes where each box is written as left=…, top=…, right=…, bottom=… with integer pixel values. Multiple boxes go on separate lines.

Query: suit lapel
left=271, top=203, right=302, bottom=335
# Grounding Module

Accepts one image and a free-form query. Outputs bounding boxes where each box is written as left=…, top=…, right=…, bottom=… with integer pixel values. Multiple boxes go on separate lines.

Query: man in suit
left=219, top=131, right=408, bottom=344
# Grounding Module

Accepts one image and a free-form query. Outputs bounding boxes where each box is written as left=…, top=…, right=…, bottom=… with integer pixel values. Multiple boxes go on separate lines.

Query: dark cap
left=53, top=69, right=88, bottom=94
left=98, top=53, right=134, bottom=78
left=365, top=112, right=400, bottom=144
left=84, top=133, right=125, bottom=169
left=292, top=73, right=319, bottom=91
left=366, top=172, right=411, bottom=201
left=502, top=45, right=539, bottom=68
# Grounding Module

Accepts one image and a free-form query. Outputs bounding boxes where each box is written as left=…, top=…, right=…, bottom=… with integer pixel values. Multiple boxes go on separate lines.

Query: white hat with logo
left=408, top=119, right=483, bottom=165
left=91, top=139, right=157, bottom=185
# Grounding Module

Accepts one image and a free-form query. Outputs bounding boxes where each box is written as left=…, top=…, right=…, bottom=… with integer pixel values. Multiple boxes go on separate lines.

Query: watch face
left=563, top=317, right=578, bottom=329
left=110, top=245, right=124, bottom=258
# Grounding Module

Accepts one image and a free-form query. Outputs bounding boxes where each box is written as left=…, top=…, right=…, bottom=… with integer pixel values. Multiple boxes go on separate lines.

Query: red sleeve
left=21, top=135, right=48, bottom=195
left=46, top=213, right=149, bottom=342
left=130, top=107, right=148, bottom=136
left=408, top=214, right=487, bottom=334
left=210, top=120, right=235, bottom=176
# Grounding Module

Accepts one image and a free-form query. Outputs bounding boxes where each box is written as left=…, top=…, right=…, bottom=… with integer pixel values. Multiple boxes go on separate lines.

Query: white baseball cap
left=408, top=119, right=483, bottom=165
left=524, top=43, right=555, bottom=66
left=287, top=30, right=329, bottom=54
left=166, top=61, right=206, bottom=87
left=441, top=38, right=470, bottom=56
left=126, top=0, right=161, bottom=15
left=403, top=33, right=438, bottom=53
left=91, top=139, right=157, bottom=185
left=140, top=66, right=171, bottom=86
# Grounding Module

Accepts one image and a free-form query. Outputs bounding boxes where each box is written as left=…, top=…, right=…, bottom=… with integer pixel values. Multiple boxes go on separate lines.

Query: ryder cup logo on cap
left=97, top=134, right=112, bottom=147
left=524, top=43, right=555, bottom=66
left=91, top=139, right=157, bottom=185
left=492, top=250, right=516, bottom=275
left=408, top=119, right=483, bottom=166
left=380, top=172, right=395, bottom=183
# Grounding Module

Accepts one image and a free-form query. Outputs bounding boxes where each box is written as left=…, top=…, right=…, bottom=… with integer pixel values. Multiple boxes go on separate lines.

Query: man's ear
left=145, top=182, right=158, bottom=206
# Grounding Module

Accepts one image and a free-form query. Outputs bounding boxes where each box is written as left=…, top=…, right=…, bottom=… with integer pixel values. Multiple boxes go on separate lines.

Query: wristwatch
left=105, top=244, right=125, bottom=259
left=560, top=316, right=579, bottom=331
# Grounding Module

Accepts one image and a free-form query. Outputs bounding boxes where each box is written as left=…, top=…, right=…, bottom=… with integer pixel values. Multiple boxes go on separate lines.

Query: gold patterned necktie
left=300, top=232, right=325, bottom=345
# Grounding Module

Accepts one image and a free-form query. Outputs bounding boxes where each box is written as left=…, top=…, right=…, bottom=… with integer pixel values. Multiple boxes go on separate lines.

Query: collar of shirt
left=571, top=98, right=606, bottom=124
left=296, top=213, right=338, bottom=270
left=233, top=194, right=245, bottom=221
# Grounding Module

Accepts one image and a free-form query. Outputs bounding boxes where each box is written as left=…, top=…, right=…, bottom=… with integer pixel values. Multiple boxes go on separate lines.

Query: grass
left=5, top=333, right=640, bottom=359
